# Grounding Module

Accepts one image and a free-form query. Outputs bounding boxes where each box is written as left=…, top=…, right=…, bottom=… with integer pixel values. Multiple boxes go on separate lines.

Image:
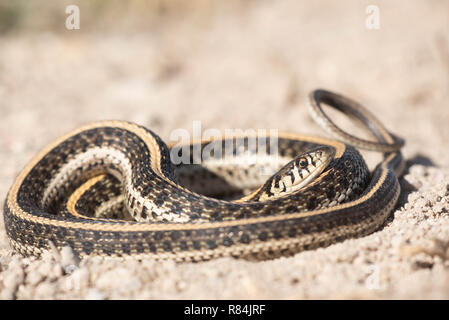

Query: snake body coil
left=3, top=90, right=404, bottom=261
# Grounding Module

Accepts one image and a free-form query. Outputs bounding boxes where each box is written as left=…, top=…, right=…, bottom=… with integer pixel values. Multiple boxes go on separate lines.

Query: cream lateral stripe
left=7, top=128, right=395, bottom=234
left=42, top=147, right=131, bottom=208
left=8, top=121, right=350, bottom=231
left=10, top=161, right=391, bottom=232
left=5, top=89, right=405, bottom=260
left=7, top=202, right=394, bottom=260
left=66, top=175, right=106, bottom=220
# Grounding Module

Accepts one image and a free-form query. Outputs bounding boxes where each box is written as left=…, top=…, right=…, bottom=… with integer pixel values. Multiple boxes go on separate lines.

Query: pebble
left=34, top=282, right=55, bottom=299
left=60, top=246, right=80, bottom=274
left=87, top=288, right=106, bottom=300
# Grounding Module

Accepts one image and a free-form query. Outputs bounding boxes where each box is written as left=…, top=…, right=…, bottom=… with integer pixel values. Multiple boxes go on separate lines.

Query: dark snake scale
left=4, top=89, right=405, bottom=261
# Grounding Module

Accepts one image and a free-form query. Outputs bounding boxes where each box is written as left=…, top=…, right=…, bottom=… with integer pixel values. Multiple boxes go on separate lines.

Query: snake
left=3, top=89, right=405, bottom=261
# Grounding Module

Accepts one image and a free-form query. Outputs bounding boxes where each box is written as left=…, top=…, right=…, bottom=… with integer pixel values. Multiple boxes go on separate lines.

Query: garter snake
left=3, top=89, right=405, bottom=261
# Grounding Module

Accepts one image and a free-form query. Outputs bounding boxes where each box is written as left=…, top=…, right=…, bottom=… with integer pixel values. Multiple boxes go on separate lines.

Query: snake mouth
left=257, top=146, right=335, bottom=201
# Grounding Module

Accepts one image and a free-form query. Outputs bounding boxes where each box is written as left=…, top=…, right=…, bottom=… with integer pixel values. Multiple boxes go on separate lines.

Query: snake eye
left=298, top=157, right=308, bottom=168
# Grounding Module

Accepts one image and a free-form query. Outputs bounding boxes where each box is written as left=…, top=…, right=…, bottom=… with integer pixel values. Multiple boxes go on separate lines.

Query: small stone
left=60, top=246, right=80, bottom=273
left=175, top=280, right=187, bottom=292
left=26, top=272, right=44, bottom=286
left=34, top=282, right=55, bottom=299
left=51, top=264, right=63, bottom=279
left=0, top=288, right=15, bottom=300
left=37, top=262, right=53, bottom=277
left=2, top=267, right=25, bottom=299
left=87, top=288, right=105, bottom=300
left=3, top=270, right=24, bottom=289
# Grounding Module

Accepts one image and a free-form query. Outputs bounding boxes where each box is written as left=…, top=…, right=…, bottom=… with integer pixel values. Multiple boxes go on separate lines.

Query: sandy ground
left=1, top=0, right=449, bottom=299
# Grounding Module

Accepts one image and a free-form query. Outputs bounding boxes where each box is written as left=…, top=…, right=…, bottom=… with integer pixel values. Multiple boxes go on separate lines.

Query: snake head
left=258, top=146, right=335, bottom=201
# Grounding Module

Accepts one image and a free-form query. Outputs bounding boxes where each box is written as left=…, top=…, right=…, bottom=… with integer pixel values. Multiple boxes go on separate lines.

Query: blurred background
left=0, top=0, right=448, bottom=192
left=1, top=1, right=449, bottom=300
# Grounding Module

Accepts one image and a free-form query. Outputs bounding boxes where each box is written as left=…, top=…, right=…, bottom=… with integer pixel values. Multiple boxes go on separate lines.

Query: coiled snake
left=3, top=89, right=404, bottom=261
